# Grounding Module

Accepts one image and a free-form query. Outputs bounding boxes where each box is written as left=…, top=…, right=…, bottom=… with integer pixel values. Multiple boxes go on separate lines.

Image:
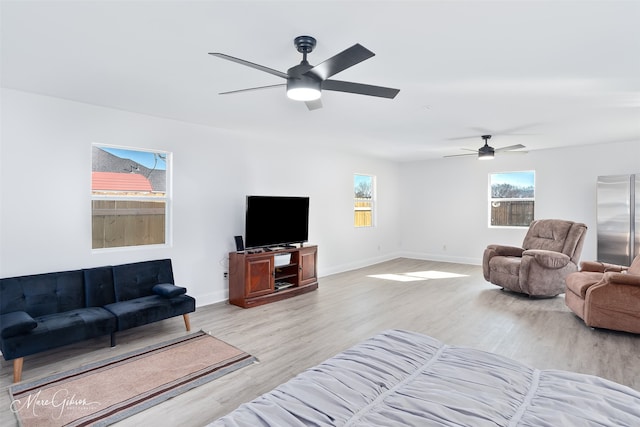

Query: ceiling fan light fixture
left=477, top=135, right=495, bottom=160
left=287, top=87, right=321, bottom=101
left=478, top=142, right=495, bottom=160
left=286, top=78, right=321, bottom=101
left=478, top=151, right=495, bottom=160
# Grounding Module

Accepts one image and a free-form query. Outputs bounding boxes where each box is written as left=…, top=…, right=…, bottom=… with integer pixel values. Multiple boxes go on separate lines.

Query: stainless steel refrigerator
left=597, top=174, right=640, bottom=265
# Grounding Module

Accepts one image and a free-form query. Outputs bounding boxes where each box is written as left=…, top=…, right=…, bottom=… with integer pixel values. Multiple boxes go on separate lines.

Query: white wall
left=0, top=89, right=401, bottom=305
left=2, top=88, right=637, bottom=306
left=398, top=140, right=640, bottom=264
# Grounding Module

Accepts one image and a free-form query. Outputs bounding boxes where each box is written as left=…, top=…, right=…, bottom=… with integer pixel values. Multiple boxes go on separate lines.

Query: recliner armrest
left=603, top=271, right=640, bottom=287
left=487, top=244, right=524, bottom=257
left=522, top=249, right=571, bottom=269
left=579, top=260, right=626, bottom=273
left=483, top=245, right=525, bottom=281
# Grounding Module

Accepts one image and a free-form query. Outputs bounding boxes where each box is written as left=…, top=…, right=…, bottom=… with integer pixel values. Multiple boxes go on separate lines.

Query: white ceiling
left=2, top=1, right=639, bottom=162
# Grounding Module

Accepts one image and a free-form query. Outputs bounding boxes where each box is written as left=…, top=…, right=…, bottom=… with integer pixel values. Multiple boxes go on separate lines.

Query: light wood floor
left=2, top=258, right=639, bottom=426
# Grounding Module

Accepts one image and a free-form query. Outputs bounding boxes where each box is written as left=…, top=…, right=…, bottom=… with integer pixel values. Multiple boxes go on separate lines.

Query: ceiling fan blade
left=495, top=144, right=526, bottom=152
left=500, top=150, right=529, bottom=155
left=305, top=99, right=323, bottom=111
left=446, top=135, right=480, bottom=141
left=322, top=79, right=400, bottom=99
left=492, top=123, right=542, bottom=134
left=219, top=83, right=286, bottom=95
left=305, top=44, right=375, bottom=80
left=208, top=53, right=289, bottom=79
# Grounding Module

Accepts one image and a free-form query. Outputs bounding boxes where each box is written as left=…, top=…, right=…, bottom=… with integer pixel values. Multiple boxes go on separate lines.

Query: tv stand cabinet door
left=298, top=246, right=318, bottom=286
left=246, top=256, right=274, bottom=298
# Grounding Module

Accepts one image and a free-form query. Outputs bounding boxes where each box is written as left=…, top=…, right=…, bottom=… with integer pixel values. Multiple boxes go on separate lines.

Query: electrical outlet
left=223, top=272, right=228, bottom=279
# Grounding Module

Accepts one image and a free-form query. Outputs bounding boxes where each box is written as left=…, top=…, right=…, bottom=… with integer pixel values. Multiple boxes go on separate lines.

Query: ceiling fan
left=209, top=35, right=400, bottom=110
left=444, top=135, right=527, bottom=160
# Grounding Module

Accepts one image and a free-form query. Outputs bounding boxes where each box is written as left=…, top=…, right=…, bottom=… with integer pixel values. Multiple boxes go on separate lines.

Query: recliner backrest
left=522, top=219, right=587, bottom=264
left=628, top=255, right=640, bottom=275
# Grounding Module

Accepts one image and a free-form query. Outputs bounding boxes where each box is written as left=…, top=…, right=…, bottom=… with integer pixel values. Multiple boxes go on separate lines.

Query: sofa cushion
left=0, top=270, right=86, bottom=317
left=112, top=259, right=175, bottom=302
left=488, top=256, right=522, bottom=292
left=0, top=311, right=37, bottom=338
left=104, top=294, right=195, bottom=331
left=152, top=283, right=186, bottom=298
left=0, top=307, right=116, bottom=360
left=565, top=271, right=604, bottom=298
left=84, top=266, right=116, bottom=307
left=489, top=256, right=521, bottom=276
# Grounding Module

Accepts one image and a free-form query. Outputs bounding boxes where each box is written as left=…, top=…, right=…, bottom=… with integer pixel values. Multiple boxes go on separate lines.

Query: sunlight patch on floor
left=368, top=273, right=424, bottom=282
left=368, top=270, right=469, bottom=282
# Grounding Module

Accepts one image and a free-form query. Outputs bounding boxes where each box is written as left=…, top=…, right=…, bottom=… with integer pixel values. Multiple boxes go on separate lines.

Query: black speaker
left=234, top=235, right=244, bottom=252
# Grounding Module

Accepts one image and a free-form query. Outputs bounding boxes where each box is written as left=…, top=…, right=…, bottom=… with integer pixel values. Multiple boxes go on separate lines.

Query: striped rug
left=9, top=331, right=256, bottom=427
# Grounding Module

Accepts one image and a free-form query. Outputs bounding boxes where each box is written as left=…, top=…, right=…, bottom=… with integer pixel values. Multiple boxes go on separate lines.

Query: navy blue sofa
left=0, top=259, right=195, bottom=382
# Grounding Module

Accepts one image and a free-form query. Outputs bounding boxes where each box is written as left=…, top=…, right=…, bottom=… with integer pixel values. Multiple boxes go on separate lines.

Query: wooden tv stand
left=228, top=245, right=318, bottom=308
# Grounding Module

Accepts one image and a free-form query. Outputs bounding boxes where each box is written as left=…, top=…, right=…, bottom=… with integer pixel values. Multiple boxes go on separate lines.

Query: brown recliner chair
left=483, top=219, right=588, bottom=297
left=565, top=255, right=640, bottom=334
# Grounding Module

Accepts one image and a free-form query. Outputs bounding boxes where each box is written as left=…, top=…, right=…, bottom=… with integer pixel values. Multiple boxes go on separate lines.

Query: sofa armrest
left=603, top=272, right=640, bottom=287
left=486, top=244, right=525, bottom=257
left=0, top=311, right=37, bottom=338
left=579, top=260, right=627, bottom=273
left=152, top=283, right=187, bottom=298
left=522, top=249, right=571, bottom=269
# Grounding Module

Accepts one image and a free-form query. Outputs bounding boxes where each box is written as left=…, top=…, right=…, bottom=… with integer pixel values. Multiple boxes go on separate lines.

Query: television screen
left=245, top=196, right=310, bottom=249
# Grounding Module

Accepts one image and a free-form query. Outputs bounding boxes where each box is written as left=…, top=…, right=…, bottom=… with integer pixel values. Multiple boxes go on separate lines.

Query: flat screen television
left=245, top=196, right=310, bottom=249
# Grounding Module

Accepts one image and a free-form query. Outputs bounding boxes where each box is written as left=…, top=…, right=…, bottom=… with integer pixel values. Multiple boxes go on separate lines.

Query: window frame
left=354, top=173, right=376, bottom=228
left=91, top=143, right=172, bottom=251
left=488, top=170, right=535, bottom=228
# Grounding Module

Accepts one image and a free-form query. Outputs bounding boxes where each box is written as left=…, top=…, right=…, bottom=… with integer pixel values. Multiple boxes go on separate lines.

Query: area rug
left=9, top=331, right=256, bottom=427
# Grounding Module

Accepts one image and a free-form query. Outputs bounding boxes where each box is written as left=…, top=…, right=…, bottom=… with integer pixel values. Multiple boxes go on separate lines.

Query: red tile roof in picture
left=92, top=172, right=153, bottom=192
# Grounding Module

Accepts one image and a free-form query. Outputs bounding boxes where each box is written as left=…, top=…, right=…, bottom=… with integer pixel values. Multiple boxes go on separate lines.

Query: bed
left=209, top=329, right=640, bottom=426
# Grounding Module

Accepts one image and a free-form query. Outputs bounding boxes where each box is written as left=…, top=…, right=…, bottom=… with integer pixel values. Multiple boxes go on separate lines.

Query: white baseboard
left=396, top=251, right=482, bottom=266
left=202, top=253, right=482, bottom=306
left=195, top=289, right=228, bottom=307
left=318, top=252, right=402, bottom=277
left=318, top=252, right=481, bottom=278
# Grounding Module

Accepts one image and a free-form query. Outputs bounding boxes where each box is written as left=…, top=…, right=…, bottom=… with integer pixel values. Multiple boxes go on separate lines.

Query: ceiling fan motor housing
left=477, top=135, right=494, bottom=159
left=479, top=145, right=495, bottom=155
left=294, top=36, right=317, bottom=54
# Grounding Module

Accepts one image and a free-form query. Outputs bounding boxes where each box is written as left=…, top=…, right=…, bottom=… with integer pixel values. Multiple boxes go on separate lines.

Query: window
left=91, top=145, right=170, bottom=249
left=489, top=171, right=535, bottom=227
left=354, top=174, right=375, bottom=227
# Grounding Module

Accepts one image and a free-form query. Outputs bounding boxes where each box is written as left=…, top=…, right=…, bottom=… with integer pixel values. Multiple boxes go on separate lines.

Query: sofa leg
left=13, top=357, right=23, bottom=383
left=183, top=314, right=191, bottom=331
left=110, top=333, right=116, bottom=347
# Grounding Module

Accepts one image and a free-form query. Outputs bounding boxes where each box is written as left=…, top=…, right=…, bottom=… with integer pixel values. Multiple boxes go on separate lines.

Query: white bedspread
left=210, top=329, right=640, bottom=426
